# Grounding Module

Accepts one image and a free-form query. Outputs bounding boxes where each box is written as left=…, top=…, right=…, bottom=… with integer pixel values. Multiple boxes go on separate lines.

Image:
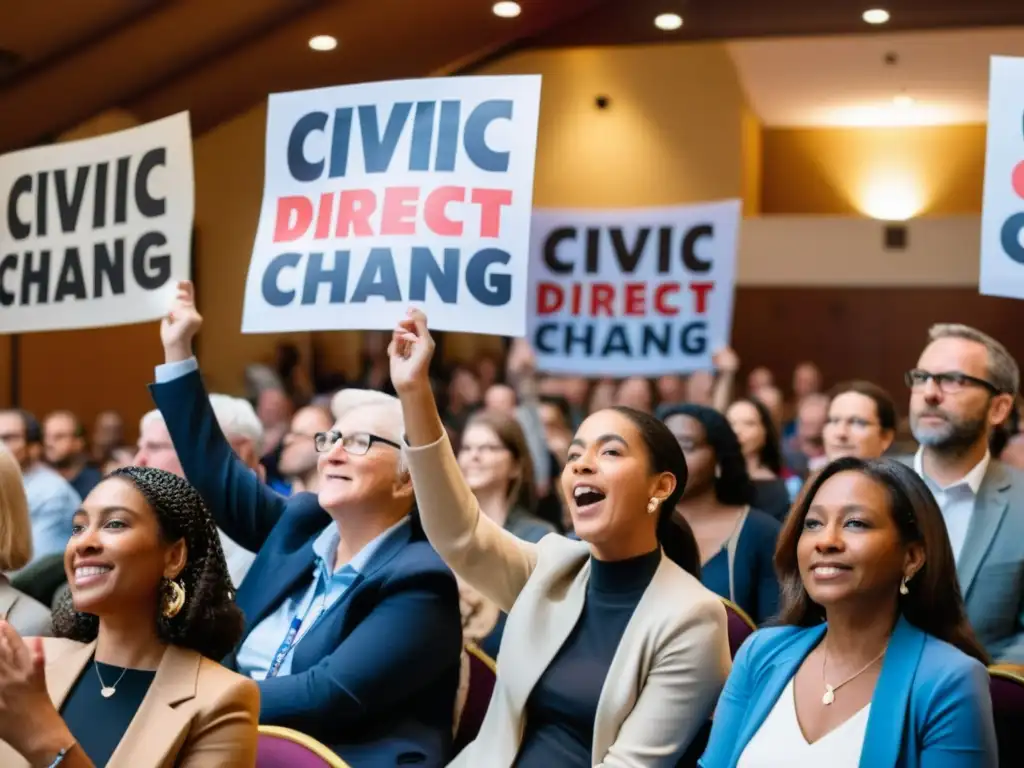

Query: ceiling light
left=308, top=35, right=337, bottom=52
left=893, top=94, right=914, bottom=108
left=654, top=13, right=684, bottom=31
left=862, top=9, right=890, bottom=24
left=492, top=2, right=521, bottom=18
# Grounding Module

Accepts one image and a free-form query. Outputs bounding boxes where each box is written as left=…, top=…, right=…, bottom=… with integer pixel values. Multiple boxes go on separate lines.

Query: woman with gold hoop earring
left=0, top=466, right=258, bottom=767
left=699, top=457, right=997, bottom=767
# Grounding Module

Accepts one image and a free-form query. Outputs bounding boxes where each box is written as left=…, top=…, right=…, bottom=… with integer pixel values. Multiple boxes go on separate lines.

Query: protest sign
left=528, top=200, right=740, bottom=377
left=241, top=75, right=541, bottom=336
left=980, top=56, right=1024, bottom=300
left=0, top=112, right=193, bottom=333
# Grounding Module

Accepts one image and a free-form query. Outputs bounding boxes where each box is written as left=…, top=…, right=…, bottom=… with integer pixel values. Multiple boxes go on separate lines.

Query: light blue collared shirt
left=22, top=463, right=81, bottom=567
left=236, top=516, right=410, bottom=679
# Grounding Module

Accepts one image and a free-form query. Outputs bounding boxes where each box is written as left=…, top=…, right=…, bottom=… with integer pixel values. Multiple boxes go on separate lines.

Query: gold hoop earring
left=899, top=575, right=910, bottom=596
left=162, top=578, right=186, bottom=618
left=647, top=497, right=660, bottom=515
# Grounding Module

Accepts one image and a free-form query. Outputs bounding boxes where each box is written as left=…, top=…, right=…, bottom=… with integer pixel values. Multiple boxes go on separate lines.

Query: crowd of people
left=0, top=279, right=1021, bottom=767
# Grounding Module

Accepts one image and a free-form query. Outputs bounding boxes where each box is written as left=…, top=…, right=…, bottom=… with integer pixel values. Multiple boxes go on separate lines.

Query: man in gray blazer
left=907, top=323, right=1024, bottom=663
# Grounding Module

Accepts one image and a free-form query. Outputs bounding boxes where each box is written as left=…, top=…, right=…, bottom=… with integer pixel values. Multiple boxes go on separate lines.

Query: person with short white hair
left=135, top=395, right=262, bottom=587
left=141, top=281, right=463, bottom=765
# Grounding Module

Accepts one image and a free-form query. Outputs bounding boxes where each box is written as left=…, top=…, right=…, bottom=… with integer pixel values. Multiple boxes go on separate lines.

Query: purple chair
left=989, top=665, right=1024, bottom=766
left=257, top=725, right=350, bottom=768
left=453, top=643, right=497, bottom=756
left=721, top=598, right=756, bottom=659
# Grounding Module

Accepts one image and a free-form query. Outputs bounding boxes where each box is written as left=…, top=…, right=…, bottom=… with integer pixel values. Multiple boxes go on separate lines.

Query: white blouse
left=736, top=679, right=871, bottom=767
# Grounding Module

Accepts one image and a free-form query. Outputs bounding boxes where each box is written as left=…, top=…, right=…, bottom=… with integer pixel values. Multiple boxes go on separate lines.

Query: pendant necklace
left=820, top=637, right=887, bottom=706
left=95, top=662, right=129, bottom=698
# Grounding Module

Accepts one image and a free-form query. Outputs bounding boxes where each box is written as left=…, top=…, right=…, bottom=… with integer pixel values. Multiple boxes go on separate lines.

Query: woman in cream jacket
left=391, top=309, right=730, bottom=767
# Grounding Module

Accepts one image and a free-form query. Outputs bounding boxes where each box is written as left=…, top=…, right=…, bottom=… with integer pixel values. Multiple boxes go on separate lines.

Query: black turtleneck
left=513, top=548, right=661, bottom=767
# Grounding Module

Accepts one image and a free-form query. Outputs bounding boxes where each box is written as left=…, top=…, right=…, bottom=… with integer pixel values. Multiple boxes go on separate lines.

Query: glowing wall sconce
left=853, top=172, right=928, bottom=221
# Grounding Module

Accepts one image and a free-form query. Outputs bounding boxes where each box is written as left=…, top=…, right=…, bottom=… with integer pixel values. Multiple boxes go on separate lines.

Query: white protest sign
left=528, top=200, right=741, bottom=377
left=241, top=75, right=542, bottom=336
left=980, top=56, right=1024, bottom=300
left=0, top=113, right=194, bottom=333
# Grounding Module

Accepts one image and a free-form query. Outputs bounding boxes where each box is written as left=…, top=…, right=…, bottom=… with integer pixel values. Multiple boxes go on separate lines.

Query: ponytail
left=658, top=505, right=701, bottom=578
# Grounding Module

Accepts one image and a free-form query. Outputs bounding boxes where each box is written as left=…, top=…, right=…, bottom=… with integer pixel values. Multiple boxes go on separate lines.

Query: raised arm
left=149, top=281, right=288, bottom=551
left=390, top=309, right=538, bottom=612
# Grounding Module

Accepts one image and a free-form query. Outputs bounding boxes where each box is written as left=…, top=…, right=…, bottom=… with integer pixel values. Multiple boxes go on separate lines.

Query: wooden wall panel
left=731, top=287, right=1024, bottom=412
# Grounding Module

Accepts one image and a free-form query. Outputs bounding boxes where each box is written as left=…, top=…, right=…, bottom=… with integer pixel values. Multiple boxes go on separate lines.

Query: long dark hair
left=609, top=406, right=697, bottom=574
left=53, top=467, right=244, bottom=660
left=774, top=456, right=989, bottom=664
left=658, top=403, right=755, bottom=506
left=730, top=397, right=783, bottom=475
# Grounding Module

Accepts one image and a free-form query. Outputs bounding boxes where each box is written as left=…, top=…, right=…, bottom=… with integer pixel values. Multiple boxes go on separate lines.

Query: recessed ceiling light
left=308, top=35, right=337, bottom=52
left=862, top=9, right=890, bottom=24
left=893, top=94, right=915, bottom=108
left=654, top=13, right=684, bottom=31
left=492, top=1, right=521, bottom=18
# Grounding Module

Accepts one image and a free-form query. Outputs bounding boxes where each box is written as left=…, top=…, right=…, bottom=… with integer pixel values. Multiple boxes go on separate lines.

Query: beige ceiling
left=729, top=27, right=1024, bottom=127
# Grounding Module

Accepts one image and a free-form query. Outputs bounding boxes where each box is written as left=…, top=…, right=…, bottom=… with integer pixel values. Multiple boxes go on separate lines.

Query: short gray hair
left=928, top=323, right=1020, bottom=395
left=141, top=395, right=265, bottom=454
left=331, top=388, right=407, bottom=475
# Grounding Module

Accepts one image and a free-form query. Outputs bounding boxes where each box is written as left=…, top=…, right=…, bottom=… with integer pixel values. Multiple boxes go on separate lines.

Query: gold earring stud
left=162, top=579, right=186, bottom=618
left=899, top=576, right=910, bottom=596
left=647, top=497, right=659, bottom=515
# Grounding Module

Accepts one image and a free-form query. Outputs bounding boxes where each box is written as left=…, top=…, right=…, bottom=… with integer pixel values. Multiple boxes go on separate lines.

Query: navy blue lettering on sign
left=533, top=321, right=708, bottom=359
left=285, top=99, right=515, bottom=181
left=1001, top=212, right=1024, bottom=265
left=259, top=246, right=513, bottom=308
left=541, top=223, right=717, bottom=275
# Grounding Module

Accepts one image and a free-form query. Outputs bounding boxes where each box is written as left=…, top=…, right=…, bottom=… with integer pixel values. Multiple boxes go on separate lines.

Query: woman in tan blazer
left=390, top=310, right=731, bottom=767
left=0, top=466, right=258, bottom=768
left=0, top=447, right=53, bottom=636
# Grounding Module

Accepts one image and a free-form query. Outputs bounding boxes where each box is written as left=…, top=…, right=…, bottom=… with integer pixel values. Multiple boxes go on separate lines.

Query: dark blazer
left=699, top=617, right=997, bottom=767
left=149, top=367, right=463, bottom=767
left=700, top=508, right=781, bottom=625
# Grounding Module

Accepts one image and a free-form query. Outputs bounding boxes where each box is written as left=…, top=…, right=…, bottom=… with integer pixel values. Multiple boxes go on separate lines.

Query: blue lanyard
left=266, top=577, right=328, bottom=678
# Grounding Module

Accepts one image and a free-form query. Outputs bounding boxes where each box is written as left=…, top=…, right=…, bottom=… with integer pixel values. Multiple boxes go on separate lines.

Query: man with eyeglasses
left=144, top=281, right=463, bottom=767
left=907, top=322, right=1024, bottom=663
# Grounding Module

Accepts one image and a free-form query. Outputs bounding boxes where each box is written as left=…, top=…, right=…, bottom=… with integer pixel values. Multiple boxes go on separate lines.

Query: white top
left=914, top=448, right=990, bottom=562
left=737, top=679, right=871, bottom=767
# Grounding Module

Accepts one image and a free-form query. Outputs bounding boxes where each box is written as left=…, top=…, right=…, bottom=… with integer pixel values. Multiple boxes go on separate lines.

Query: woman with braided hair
left=0, top=466, right=258, bottom=768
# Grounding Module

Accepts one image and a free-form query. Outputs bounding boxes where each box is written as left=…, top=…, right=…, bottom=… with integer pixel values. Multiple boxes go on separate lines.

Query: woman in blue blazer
left=659, top=404, right=781, bottom=624
left=700, top=457, right=997, bottom=768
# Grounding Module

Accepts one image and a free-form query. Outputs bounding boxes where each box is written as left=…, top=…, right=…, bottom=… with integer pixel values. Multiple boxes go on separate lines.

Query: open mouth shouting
left=573, top=483, right=607, bottom=515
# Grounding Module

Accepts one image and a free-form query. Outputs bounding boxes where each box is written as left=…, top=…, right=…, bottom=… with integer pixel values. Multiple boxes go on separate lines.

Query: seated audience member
left=147, top=282, right=463, bottom=766
left=660, top=404, right=781, bottom=624
left=726, top=398, right=791, bottom=521
left=89, top=412, right=123, bottom=466
left=784, top=393, right=830, bottom=477
left=0, top=410, right=81, bottom=566
left=135, top=397, right=262, bottom=588
left=699, top=458, right=997, bottom=767
left=43, top=412, right=103, bottom=500
left=277, top=404, right=334, bottom=494
left=0, top=466, right=258, bottom=768
left=908, top=323, right=1024, bottom=662
left=823, top=381, right=897, bottom=461
left=99, top=447, right=136, bottom=476
left=456, top=410, right=557, bottom=657
left=391, top=309, right=730, bottom=767
left=0, top=448, right=52, bottom=636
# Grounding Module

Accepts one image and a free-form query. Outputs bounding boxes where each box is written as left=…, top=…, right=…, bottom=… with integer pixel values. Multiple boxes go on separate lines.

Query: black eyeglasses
left=904, top=369, right=1003, bottom=396
left=314, top=431, right=402, bottom=455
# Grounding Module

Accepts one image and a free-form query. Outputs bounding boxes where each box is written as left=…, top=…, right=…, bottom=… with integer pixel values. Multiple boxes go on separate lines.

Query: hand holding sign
left=161, top=280, right=202, bottom=363
left=388, top=308, right=434, bottom=395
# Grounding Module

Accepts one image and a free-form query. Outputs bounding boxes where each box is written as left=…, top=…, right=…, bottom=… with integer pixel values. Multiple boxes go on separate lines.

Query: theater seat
left=989, top=665, right=1024, bottom=766
left=257, top=725, right=350, bottom=768
left=721, top=598, right=756, bottom=659
left=453, top=643, right=497, bottom=756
